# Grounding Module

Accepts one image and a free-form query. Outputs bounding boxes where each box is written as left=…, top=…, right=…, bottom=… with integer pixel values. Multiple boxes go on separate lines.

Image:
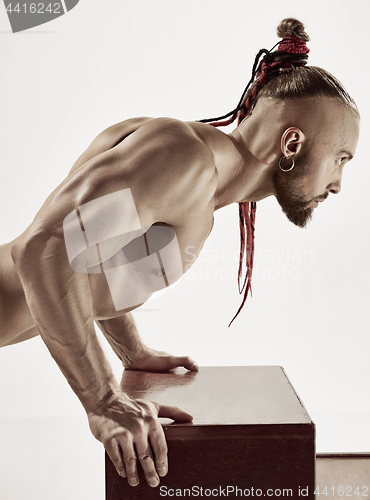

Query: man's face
left=273, top=103, right=360, bottom=228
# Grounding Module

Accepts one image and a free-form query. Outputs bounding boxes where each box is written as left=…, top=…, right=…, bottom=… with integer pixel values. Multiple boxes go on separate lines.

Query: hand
left=88, top=393, right=192, bottom=487
left=125, top=347, right=199, bottom=372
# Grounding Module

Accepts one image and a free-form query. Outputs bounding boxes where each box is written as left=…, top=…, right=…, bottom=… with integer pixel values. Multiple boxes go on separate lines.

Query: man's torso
left=0, top=116, right=238, bottom=337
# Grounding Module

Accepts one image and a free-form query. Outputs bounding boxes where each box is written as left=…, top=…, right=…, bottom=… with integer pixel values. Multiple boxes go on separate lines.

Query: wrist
left=120, top=340, right=150, bottom=369
left=87, top=387, right=130, bottom=416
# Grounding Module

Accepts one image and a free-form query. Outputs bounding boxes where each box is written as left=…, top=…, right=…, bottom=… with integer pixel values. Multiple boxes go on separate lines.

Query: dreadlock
left=199, top=18, right=359, bottom=325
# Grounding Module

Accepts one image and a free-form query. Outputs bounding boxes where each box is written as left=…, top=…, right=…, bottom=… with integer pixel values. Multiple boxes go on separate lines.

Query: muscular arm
left=12, top=229, right=191, bottom=488
left=13, top=232, right=119, bottom=412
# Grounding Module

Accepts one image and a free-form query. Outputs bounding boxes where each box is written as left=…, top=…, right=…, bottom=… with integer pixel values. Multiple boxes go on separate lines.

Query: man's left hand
left=125, top=347, right=199, bottom=372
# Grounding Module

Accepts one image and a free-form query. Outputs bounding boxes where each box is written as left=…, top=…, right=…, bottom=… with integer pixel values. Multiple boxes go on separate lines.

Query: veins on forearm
left=95, top=313, right=147, bottom=368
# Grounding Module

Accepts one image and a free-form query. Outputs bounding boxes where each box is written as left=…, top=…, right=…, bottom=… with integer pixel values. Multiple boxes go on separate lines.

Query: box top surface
left=120, top=365, right=312, bottom=427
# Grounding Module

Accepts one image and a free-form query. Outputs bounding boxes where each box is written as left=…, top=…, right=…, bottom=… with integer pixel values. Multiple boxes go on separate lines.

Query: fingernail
left=149, top=477, right=159, bottom=487
left=192, top=362, right=199, bottom=371
left=129, top=478, right=139, bottom=487
left=158, top=466, right=167, bottom=477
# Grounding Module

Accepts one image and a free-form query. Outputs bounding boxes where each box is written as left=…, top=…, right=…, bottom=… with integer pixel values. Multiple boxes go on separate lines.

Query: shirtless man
left=0, top=20, right=360, bottom=490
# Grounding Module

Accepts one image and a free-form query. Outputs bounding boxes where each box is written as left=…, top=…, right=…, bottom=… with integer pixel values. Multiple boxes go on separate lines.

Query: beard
left=272, top=153, right=315, bottom=228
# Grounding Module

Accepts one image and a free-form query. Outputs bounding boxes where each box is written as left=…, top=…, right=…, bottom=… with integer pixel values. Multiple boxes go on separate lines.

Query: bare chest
left=89, top=213, right=214, bottom=320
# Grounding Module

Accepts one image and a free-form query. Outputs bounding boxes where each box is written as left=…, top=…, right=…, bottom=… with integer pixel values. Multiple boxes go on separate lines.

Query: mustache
left=316, top=193, right=329, bottom=202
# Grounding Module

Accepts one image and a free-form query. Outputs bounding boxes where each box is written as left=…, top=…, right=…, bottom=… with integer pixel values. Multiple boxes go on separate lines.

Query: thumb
left=156, top=403, right=193, bottom=423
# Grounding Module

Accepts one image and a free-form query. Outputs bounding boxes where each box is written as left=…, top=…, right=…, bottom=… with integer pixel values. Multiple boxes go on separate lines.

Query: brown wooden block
left=105, top=366, right=315, bottom=499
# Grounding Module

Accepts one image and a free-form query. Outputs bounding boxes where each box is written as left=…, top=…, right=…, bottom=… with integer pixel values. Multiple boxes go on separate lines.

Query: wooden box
left=106, top=366, right=315, bottom=499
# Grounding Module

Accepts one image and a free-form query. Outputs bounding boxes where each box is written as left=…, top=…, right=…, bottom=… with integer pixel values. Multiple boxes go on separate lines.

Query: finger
left=149, top=424, right=168, bottom=478
left=118, top=436, right=139, bottom=487
left=168, top=355, right=199, bottom=371
left=157, top=403, right=193, bottom=423
left=105, top=439, right=127, bottom=479
left=136, top=443, right=160, bottom=488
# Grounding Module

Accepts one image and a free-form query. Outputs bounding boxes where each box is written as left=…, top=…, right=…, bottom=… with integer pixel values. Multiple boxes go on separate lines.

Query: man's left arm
left=95, top=313, right=199, bottom=372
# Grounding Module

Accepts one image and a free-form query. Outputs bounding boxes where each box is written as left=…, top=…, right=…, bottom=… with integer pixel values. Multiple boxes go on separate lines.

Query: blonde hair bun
left=277, top=18, right=310, bottom=42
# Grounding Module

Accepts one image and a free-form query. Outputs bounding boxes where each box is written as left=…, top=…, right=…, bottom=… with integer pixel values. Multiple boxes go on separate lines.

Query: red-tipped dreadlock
left=197, top=20, right=310, bottom=326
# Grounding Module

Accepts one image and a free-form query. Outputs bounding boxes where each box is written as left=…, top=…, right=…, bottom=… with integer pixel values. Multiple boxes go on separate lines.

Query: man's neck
left=212, top=114, right=280, bottom=210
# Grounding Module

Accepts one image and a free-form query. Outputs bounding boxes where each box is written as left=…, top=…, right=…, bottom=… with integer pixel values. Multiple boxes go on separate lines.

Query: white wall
left=0, top=0, right=369, bottom=471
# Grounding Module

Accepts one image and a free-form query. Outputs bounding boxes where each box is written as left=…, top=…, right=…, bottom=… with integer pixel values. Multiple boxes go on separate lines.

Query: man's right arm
left=12, top=218, right=193, bottom=488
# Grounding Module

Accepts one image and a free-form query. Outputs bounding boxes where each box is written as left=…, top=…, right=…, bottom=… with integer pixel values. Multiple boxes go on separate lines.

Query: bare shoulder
left=79, top=116, right=217, bottom=211
left=110, top=117, right=218, bottom=224
left=68, top=116, right=155, bottom=174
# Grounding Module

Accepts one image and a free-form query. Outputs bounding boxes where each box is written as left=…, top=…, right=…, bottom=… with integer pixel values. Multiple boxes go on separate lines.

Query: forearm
left=13, top=234, right=120, bottom=413
left=96, top=313, right=148, bottom=367
left=97, top=312, right=199, bottom=373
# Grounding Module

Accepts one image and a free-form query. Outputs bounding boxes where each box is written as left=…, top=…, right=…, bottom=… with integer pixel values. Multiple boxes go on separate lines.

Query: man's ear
left=281, top=127, right=305, bottom=157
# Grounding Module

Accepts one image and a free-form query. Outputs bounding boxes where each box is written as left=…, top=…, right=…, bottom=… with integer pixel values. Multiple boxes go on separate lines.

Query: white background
left=0, top=1, right=369, bottom=498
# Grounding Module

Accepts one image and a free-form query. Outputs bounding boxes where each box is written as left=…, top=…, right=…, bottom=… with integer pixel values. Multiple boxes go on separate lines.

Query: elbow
left=10, top=239, right=39, bottom=271
left=10, top=225, right=51, bottom=268
left=10, top=239, right=32, bottom=267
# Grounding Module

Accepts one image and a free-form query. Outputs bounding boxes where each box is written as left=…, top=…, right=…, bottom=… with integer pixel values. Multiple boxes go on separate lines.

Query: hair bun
left=277, top=18, right=310, bottom=42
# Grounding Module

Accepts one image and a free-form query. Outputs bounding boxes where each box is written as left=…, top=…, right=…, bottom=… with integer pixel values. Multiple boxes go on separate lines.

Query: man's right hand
left=87, top=393, right=192, bottom=487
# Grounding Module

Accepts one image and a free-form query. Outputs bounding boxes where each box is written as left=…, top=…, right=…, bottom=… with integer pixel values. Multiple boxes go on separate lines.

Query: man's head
left=238, top=19, right=359, bottom=228
left=270, top=96, right=360, bottom=227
